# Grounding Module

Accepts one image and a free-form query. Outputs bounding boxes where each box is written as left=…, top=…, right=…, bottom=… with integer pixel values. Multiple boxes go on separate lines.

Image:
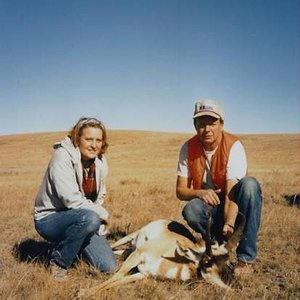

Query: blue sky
left=0, top=0, right=299, bottom=135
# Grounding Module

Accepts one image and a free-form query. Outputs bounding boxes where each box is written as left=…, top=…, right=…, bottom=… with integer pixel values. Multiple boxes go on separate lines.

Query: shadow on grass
left=106, top=224, right=130, bottom=242
left=12, top=225, right=130, bottom=266
left=12, top=226, right=130, bottom=266
left=12, top=239, right=54, bottom=265
left=283, top=194, right=300, bottom=207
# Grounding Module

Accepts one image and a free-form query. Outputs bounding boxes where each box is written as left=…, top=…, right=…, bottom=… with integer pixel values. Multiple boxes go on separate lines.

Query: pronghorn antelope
left=79, top=212, right=245, bottom=298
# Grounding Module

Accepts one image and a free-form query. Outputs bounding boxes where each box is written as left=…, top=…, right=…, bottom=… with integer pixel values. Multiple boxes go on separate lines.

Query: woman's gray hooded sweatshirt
left=34, top=137, right=109, bottom=222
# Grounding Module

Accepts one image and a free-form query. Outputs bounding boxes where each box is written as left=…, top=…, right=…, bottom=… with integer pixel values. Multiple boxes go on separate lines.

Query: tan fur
left=78, top=218, right=241, bottom=298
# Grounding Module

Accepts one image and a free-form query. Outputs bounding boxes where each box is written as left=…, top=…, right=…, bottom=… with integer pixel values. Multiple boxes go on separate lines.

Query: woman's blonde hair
left=68, top=117, right=108, bottom=155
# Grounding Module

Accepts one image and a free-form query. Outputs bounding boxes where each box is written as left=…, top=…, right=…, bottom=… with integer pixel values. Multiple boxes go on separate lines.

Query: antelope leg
left=201, top=270, right=231, bottom=290
left=113, top=249, right=126, bottom=256
left=78, top=272, right=146, bottom=298
left=79, top=249, right=144, bottom=297
left=112, top=229, right=140, bottom=248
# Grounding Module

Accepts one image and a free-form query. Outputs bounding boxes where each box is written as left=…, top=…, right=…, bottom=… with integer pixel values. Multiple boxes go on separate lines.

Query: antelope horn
left=205, top=209, right=213, bottom=257
left=225, top=212, right=246, bottom=251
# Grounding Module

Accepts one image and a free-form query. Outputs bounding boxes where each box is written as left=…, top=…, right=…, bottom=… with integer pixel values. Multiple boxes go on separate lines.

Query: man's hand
left=222, top=223, right=234, bottom=238
left=199, top=189, right=221, bottom=206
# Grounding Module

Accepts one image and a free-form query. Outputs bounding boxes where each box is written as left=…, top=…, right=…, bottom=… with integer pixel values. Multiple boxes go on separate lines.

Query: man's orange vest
left=187, top=131, right=239, bottom=192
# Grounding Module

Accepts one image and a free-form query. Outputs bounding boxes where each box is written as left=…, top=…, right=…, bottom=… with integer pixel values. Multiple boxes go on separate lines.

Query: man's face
left=194, top=116, right=223, bottom=150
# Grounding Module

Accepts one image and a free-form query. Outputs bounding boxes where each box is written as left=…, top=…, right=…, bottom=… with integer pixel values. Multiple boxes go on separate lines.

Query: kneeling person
left=34, top=117, right=117, bottom=280
left=176, top=99, right=262, bottom=276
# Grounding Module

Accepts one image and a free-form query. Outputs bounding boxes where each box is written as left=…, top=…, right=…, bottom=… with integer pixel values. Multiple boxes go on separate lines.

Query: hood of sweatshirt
left=53, top=136, right=81, bottom=164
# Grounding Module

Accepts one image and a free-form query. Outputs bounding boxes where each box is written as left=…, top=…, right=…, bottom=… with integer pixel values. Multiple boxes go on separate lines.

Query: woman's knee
left=85, top=234, right=118, bottom=273
left=102, top=257, right=118, bottom=273
left=78, top=210, right=101, bottom=233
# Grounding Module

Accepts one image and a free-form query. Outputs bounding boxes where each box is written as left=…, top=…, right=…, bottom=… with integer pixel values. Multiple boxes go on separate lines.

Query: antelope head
left=176, top=212, right=246, bottom=289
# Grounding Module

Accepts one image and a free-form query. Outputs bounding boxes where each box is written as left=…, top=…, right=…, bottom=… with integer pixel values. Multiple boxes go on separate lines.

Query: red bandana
left=82, top=162, right=97, bottom=202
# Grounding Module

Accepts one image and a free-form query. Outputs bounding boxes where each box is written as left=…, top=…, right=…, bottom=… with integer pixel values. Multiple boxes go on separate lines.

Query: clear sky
left=1, top=0, right=299, bottom=135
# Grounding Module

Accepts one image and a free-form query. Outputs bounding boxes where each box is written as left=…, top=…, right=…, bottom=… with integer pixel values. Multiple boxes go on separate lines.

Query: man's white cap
left=193, top=99, right=224, bottom=121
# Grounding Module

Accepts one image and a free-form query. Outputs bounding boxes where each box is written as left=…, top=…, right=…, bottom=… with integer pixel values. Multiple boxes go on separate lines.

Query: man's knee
left=236, top=177, right=262, bottom=211
left=238, top=177, right=261, bottom=198
left=182, top=198, right=206, bottom=224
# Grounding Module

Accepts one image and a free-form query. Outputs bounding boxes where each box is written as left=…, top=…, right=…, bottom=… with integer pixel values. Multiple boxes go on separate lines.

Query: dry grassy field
left=0, top=130, right=299, bottom=300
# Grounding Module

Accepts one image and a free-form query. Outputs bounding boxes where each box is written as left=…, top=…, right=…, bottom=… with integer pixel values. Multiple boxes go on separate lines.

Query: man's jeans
left=182, top=177, right=262, bottom=263
left=35, top=209, right=117, bottom=272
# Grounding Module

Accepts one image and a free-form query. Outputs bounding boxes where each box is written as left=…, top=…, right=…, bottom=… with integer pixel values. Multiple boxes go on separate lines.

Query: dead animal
left=78, top=212, right=245, bottom=298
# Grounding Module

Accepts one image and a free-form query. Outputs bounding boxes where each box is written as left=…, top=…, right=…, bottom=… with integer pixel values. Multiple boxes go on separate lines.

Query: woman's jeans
left=182, top=177, right=262, bottom=263
left=35, top=209, right=117, bottom=272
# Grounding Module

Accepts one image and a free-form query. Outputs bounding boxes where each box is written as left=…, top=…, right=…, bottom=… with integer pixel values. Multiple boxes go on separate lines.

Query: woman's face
left=78, top=126, right=103, bottom=160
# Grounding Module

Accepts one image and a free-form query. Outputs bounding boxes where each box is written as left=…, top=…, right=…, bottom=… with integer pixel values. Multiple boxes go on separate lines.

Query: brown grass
left=0, top=130, right=299, bottom=300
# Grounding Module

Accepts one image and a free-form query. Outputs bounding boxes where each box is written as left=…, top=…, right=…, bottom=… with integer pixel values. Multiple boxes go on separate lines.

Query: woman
left=34, top=117, right=117, bottom=280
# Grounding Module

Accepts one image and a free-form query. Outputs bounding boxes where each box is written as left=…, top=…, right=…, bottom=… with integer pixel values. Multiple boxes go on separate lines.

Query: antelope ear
left=211, top=243, right=228, bottom=256
left=176, top=241, right=200, bottom=263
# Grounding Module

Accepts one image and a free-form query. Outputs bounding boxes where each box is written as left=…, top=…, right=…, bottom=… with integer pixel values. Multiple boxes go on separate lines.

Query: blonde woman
left=34, top=117, right=117, bottom=280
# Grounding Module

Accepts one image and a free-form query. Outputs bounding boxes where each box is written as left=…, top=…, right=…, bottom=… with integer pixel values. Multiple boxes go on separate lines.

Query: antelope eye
left=201, top=258, right=213, bottom=268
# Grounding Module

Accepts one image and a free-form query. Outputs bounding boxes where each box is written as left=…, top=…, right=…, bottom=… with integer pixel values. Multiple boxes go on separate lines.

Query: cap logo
left=198, top=105, right=214, bottom=111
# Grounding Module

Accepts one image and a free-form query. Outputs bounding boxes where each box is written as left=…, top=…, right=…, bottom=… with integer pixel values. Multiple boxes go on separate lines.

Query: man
left=176, top=99, right=262, bottom=275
